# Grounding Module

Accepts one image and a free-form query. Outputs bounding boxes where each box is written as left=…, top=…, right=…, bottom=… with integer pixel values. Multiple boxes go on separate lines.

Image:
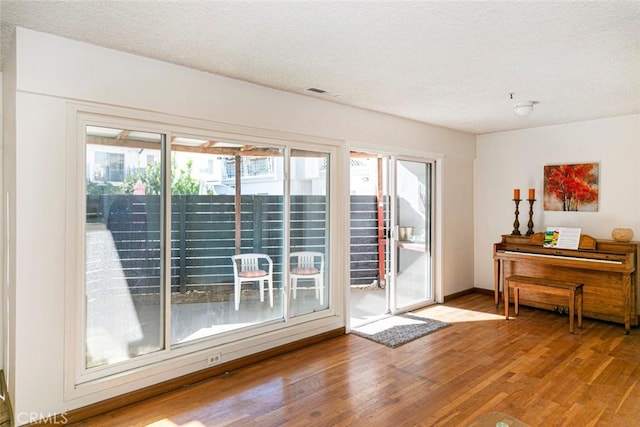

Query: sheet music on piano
left=543, top=227, right=581, bottom=250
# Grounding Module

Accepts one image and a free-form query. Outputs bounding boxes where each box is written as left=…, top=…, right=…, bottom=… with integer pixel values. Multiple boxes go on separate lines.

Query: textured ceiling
left=1, top=1, right=639, bottom=134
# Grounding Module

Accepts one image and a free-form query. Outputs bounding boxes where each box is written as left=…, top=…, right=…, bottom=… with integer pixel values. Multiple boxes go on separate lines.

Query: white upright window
left=169, top=136, right=286, bottom=345
left=289, top=149, right=330, bottom=317
left=79, top=118, right=335, bottom=383
left=85, top=126, right=166, bottom=369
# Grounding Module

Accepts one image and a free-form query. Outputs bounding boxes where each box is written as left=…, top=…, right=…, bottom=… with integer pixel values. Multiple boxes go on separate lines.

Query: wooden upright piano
left=494, top=233, right=639, bottom=333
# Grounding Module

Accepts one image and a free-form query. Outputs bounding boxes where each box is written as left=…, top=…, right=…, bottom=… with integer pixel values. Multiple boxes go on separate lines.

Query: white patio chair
left=290, top=251, right=324, bottom=305
left=231, top=253, right=274, bottom=311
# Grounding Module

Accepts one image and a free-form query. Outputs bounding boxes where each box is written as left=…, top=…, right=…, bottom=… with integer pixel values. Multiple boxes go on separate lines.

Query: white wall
left=474, top=115, right=640, bottom=290
left=2, top=34, right=17, bottom=412
left=6, top=28, right=475, bottom=420
left=442, top=155, right=475, bottom=297
left=0, top=70, right=4, bottom=373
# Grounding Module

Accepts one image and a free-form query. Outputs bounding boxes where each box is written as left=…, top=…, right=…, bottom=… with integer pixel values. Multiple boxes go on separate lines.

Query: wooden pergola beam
left=116, top=130, right=130, bottom=140
left=350, top=151, right=382, bottom=159
left=200, top=140, right=218, bottom=148
left=87, top=135, right=339, bottom=159
left=86, top=136, right=282, bottom=157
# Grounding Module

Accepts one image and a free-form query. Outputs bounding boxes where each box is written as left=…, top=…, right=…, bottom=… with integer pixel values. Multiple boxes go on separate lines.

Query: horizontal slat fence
left=87, top=194, right=382, bottom=293
left=349, top=195, right=387, bottom=285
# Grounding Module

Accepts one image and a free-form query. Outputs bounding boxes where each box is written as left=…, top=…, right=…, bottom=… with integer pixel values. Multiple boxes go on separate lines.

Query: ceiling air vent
left=306, top=87, right=340, bottom=97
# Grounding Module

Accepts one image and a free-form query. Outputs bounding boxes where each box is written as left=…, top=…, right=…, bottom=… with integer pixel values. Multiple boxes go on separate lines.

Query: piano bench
left=504, top=275, right=584, bottom=334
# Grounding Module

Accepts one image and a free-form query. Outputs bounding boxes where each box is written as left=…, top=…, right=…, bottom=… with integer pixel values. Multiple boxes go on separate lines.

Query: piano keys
left=494, top=233, right=638, bottom=333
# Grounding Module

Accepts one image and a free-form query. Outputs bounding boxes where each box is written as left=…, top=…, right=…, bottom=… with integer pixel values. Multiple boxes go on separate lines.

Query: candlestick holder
left=526, top=199, right=536, bottom=235
left=512, top=199, right=521, bottom=235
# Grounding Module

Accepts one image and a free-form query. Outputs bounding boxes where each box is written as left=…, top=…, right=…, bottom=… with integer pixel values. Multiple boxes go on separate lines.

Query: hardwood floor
left=75, top=293, right=640, bottom=426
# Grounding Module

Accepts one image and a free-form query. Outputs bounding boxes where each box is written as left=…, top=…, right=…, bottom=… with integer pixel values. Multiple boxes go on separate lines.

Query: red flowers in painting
left=544, top=163, right=599, bottom=211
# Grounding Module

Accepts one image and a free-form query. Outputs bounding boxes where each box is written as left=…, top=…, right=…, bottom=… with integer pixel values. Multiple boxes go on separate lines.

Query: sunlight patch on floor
left=412, top=305, right=504, bottom=323
left=350, top=312, right=390, bottom=329
left=354, top=315, right=427, bottom=335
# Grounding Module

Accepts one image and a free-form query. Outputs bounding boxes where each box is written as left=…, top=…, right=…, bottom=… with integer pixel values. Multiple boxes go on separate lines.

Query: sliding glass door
left=349, top=153, right=434, bottom=325
left=391, top=158, right=433, bottom=312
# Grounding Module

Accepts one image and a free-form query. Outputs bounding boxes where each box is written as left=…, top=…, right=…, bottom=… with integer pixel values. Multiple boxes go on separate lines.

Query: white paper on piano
left=543, top=227, right=582, bottom=250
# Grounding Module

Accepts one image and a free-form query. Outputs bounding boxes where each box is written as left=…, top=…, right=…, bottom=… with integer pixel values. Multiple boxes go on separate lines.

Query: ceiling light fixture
left=514, top=101, right=534, bottom=117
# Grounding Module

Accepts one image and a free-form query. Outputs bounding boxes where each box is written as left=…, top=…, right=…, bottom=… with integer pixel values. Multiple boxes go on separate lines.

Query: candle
left=514, top=188, right=520, bottom=200
left=529, top=188, right=535, bottom=200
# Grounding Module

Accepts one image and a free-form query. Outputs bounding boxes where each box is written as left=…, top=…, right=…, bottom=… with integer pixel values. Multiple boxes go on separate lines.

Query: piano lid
left=502, top=250, right=623, bottom=264
left=495, top=232, right=636, bottom=265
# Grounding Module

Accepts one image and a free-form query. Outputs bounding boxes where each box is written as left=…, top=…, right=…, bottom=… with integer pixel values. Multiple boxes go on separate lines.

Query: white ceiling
left=1, top=1, right=639, bottom=135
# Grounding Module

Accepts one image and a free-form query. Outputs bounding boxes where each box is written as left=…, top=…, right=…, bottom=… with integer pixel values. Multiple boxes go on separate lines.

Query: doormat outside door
left=351, top=314, right=451, bottom=348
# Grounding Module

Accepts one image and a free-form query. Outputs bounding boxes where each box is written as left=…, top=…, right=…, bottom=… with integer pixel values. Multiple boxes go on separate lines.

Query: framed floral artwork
left=543, top=163, right=599, bottom=211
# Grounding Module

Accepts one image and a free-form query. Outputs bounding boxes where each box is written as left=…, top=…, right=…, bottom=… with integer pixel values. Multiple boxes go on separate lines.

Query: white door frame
left=346, top=144, right=442, bottom=331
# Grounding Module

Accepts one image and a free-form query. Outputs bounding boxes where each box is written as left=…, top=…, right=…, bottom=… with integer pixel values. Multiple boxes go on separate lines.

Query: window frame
left=64, top=103, right=344, bottom=399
